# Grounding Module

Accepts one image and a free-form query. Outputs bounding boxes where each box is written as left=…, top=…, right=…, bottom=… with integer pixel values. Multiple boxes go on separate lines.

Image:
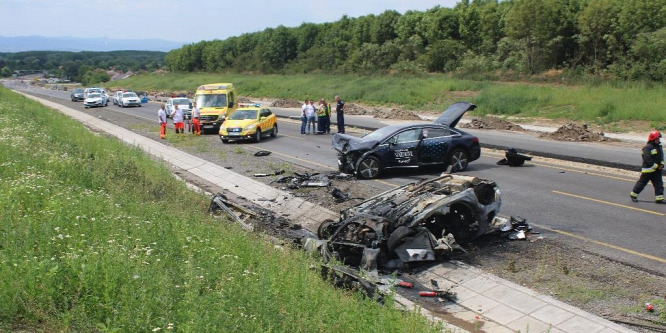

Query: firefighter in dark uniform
left=630, top=130, right=664, bottom=203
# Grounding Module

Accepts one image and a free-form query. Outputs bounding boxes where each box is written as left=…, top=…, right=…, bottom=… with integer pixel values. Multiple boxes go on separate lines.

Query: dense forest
left=0, top=50, right=165, bottom=83
left=164, top=0, right=666, bottom=81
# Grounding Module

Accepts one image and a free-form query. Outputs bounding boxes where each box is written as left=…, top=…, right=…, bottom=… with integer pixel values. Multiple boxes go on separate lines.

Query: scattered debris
left=270, top=172, right=332, bottom=189
left=541, top=122, right=616, bottom=142
left=313, top=173, right=502, bottom=271
left=646, top=303, right=654, bottom=312
left=208, top=192, right=255, bottom=231
left=495, top=216, right=538, bottom=241
left=253, top=170, right=285, bottom=177
left=254, top=150, right=272, bottom=156
left=269, top=99, right=302, bottom=108
left=497, top=148, right=532, bottom=166
left=330, top=188, right=364, bottom=203
left=461, top=116, right=525, bottom=131
left=238, top=97, right=253, bottom=103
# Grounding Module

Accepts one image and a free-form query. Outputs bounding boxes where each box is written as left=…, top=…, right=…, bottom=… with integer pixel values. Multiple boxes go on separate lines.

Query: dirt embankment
left=541, top=122, right=616, bottom=142
left=461, top=116, right=525, bottom=131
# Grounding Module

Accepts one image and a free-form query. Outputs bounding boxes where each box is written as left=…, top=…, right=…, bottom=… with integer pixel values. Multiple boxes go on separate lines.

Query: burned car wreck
left=313, top=173, right=501, bottom=270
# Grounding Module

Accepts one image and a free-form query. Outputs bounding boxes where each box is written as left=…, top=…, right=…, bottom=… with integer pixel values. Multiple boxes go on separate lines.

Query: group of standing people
left=158, top=101, right=201, bottom=139
left=301, top=95, right=346, bottom=135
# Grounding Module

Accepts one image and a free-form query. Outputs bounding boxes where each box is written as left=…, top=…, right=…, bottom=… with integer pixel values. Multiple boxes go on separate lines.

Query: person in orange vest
left=191, top=101, right=201, bottom=135
left=630, top=130, right=664, bottom=203
left=158, top=103, right=167, bottom=139
left=172, top=104, right=184, bottom=135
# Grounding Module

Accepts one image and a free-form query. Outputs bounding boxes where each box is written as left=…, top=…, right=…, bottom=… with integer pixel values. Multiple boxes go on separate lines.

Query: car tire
left=220, top=136, right=229, bottom=143
left=356, top=156, right=381, bottom=179
left=387, top=226, right=418, bottom=253
left=449, top=148, right=469, bottom=172
left=254, top=129, right=261, bottom=143
left=138, top=104, right=141, bottom=107
left=270, top=124, right=278, bottom=138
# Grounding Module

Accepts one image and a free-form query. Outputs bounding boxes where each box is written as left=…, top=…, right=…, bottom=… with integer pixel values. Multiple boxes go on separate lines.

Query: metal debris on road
left=254, top=150, right=271, bottom=156
left=253, top=169, right=285, bottom=177
left=497, top=147, right=532, bottom=166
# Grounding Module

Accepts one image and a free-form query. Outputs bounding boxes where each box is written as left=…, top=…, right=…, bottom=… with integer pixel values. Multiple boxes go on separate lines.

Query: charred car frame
left=316, top=173, right=501, bottom=269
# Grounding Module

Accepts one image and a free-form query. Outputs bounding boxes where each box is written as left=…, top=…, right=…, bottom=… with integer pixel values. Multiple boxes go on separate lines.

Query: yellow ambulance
left=194, top=83, right=238, bottom=132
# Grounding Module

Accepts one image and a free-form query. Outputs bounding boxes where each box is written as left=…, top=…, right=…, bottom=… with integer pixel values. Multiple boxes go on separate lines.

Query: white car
left=165, top=97, right=192, bottom=118
left=119, top=92, right=142, bottom=108
left=84, top=87, right=103, bottom=99
left=83, top=92, right=108, bottom=108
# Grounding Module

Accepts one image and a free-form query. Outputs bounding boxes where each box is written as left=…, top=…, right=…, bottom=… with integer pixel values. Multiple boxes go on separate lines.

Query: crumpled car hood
left=332, top=133, right=378, bottom=153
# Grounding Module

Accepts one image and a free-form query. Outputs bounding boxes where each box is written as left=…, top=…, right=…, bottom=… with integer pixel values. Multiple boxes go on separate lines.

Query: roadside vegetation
left=109, top=72, right=666, bottom=128
left=0, top=87, right=440, bottom=332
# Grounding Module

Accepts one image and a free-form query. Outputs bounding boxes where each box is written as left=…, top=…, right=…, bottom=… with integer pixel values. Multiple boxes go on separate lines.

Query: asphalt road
left=6, top=81, right=666, bottom=276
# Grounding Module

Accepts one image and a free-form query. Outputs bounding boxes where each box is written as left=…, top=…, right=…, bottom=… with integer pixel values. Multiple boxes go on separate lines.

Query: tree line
left=0, top=50, right=165, bottom=83
left=164, top=0, right=666, bottom=81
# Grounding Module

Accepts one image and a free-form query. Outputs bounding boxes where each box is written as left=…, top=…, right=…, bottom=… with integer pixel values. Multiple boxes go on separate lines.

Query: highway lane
left=8, top=82, right=666, bottom=275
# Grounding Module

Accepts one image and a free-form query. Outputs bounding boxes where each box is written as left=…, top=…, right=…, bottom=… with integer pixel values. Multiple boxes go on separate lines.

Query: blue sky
left=0, top=0, right=459, bottom=43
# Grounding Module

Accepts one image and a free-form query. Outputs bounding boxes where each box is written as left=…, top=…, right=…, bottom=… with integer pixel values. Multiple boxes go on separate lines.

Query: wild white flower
left=152, top=328, right=161, bottom=332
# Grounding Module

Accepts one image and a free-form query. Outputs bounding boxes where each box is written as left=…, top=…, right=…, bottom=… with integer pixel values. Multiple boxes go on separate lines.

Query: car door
left=259, top=109, right=275, bottom=131
left=385, top=127, right=422, bottom=168
left=417, top=126, right=452, bottom=164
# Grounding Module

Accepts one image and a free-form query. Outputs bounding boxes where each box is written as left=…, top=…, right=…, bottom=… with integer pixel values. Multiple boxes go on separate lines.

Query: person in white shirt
left=191, top=102, right=201, bottom=135
left=172, top=104, right=184, bottom=134
left=305, top=100, right=316, bottom=134
left=158, top=104, right=167, bottom=139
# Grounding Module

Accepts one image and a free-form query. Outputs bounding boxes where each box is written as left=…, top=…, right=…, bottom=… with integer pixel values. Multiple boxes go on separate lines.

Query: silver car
left=119, top=92, right=142, bottom=108
left=165, top=97, right=192, bottom=119
left=83, top=92, right=108, bottom=108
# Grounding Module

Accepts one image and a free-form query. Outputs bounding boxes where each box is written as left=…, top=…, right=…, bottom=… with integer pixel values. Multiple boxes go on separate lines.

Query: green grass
left=0, top=87, right=440, bottom=332
left=109, top=72, right=666, bottom=126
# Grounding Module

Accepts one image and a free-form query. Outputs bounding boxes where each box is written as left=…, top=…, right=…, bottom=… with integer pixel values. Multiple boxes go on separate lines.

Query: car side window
left=394, top=128, right=422, bottom=144
left=426, top=127, right=450, bottom=138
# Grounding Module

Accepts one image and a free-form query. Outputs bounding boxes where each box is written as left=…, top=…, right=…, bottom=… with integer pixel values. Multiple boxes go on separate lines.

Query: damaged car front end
left=315, top=173, right=501, bottom=270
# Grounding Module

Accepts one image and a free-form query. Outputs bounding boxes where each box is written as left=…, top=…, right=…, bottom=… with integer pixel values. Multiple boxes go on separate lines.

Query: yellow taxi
left=219, top=104, right=278, bottom=143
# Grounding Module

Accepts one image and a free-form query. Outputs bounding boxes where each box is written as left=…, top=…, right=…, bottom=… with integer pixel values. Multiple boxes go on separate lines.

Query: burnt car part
left=317, top=173, right=501, bottom=269
left=497, top=147, right=532, bottom=166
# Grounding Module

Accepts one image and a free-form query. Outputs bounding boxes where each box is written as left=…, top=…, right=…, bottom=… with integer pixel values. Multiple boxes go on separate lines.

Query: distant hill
left=0, top=35, right=185, bottom=52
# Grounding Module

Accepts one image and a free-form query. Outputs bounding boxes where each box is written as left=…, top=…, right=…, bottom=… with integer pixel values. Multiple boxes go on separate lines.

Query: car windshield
left=195, top=94, right=227, bottom=108
left=88, top=93, right=101, bottom=98
left=362, top=126, right=400, bottom=141
left=173, top=98, right=190, bottom=106
left=123, top=93, right=138, bottom=98
left=73, top=89, right=84, bottom=93
left=228, top=109, right=257, bottom=120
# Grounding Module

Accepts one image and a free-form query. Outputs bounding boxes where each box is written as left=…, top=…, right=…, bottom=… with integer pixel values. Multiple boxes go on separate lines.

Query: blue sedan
left=332, top=102, right=480, bottom=179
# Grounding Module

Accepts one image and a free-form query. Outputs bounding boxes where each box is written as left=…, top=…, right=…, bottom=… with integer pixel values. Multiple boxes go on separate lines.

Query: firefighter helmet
left=648, top=130, right=662, bottom=142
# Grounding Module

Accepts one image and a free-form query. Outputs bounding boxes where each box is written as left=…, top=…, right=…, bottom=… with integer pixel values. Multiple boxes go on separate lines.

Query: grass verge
left=0, top=86, right=440, bottom=332
left=109, top=72, right=666, bottom=126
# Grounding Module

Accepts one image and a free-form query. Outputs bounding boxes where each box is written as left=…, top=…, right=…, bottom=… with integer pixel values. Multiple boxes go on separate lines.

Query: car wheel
left=449, top=148, right=469, bottom=172
left=442, top=203, right=479, bottom=243
left=387, top=226, right=418, bottom=252
left=138, top=104, right=141, bottom=107
left=270, top=124, right=278, bottom=137
left=356, top=156, right=381, bottom=179
left=254, top=130, right=261, bottom=143
left=220, top=136, right=229, bottom=143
